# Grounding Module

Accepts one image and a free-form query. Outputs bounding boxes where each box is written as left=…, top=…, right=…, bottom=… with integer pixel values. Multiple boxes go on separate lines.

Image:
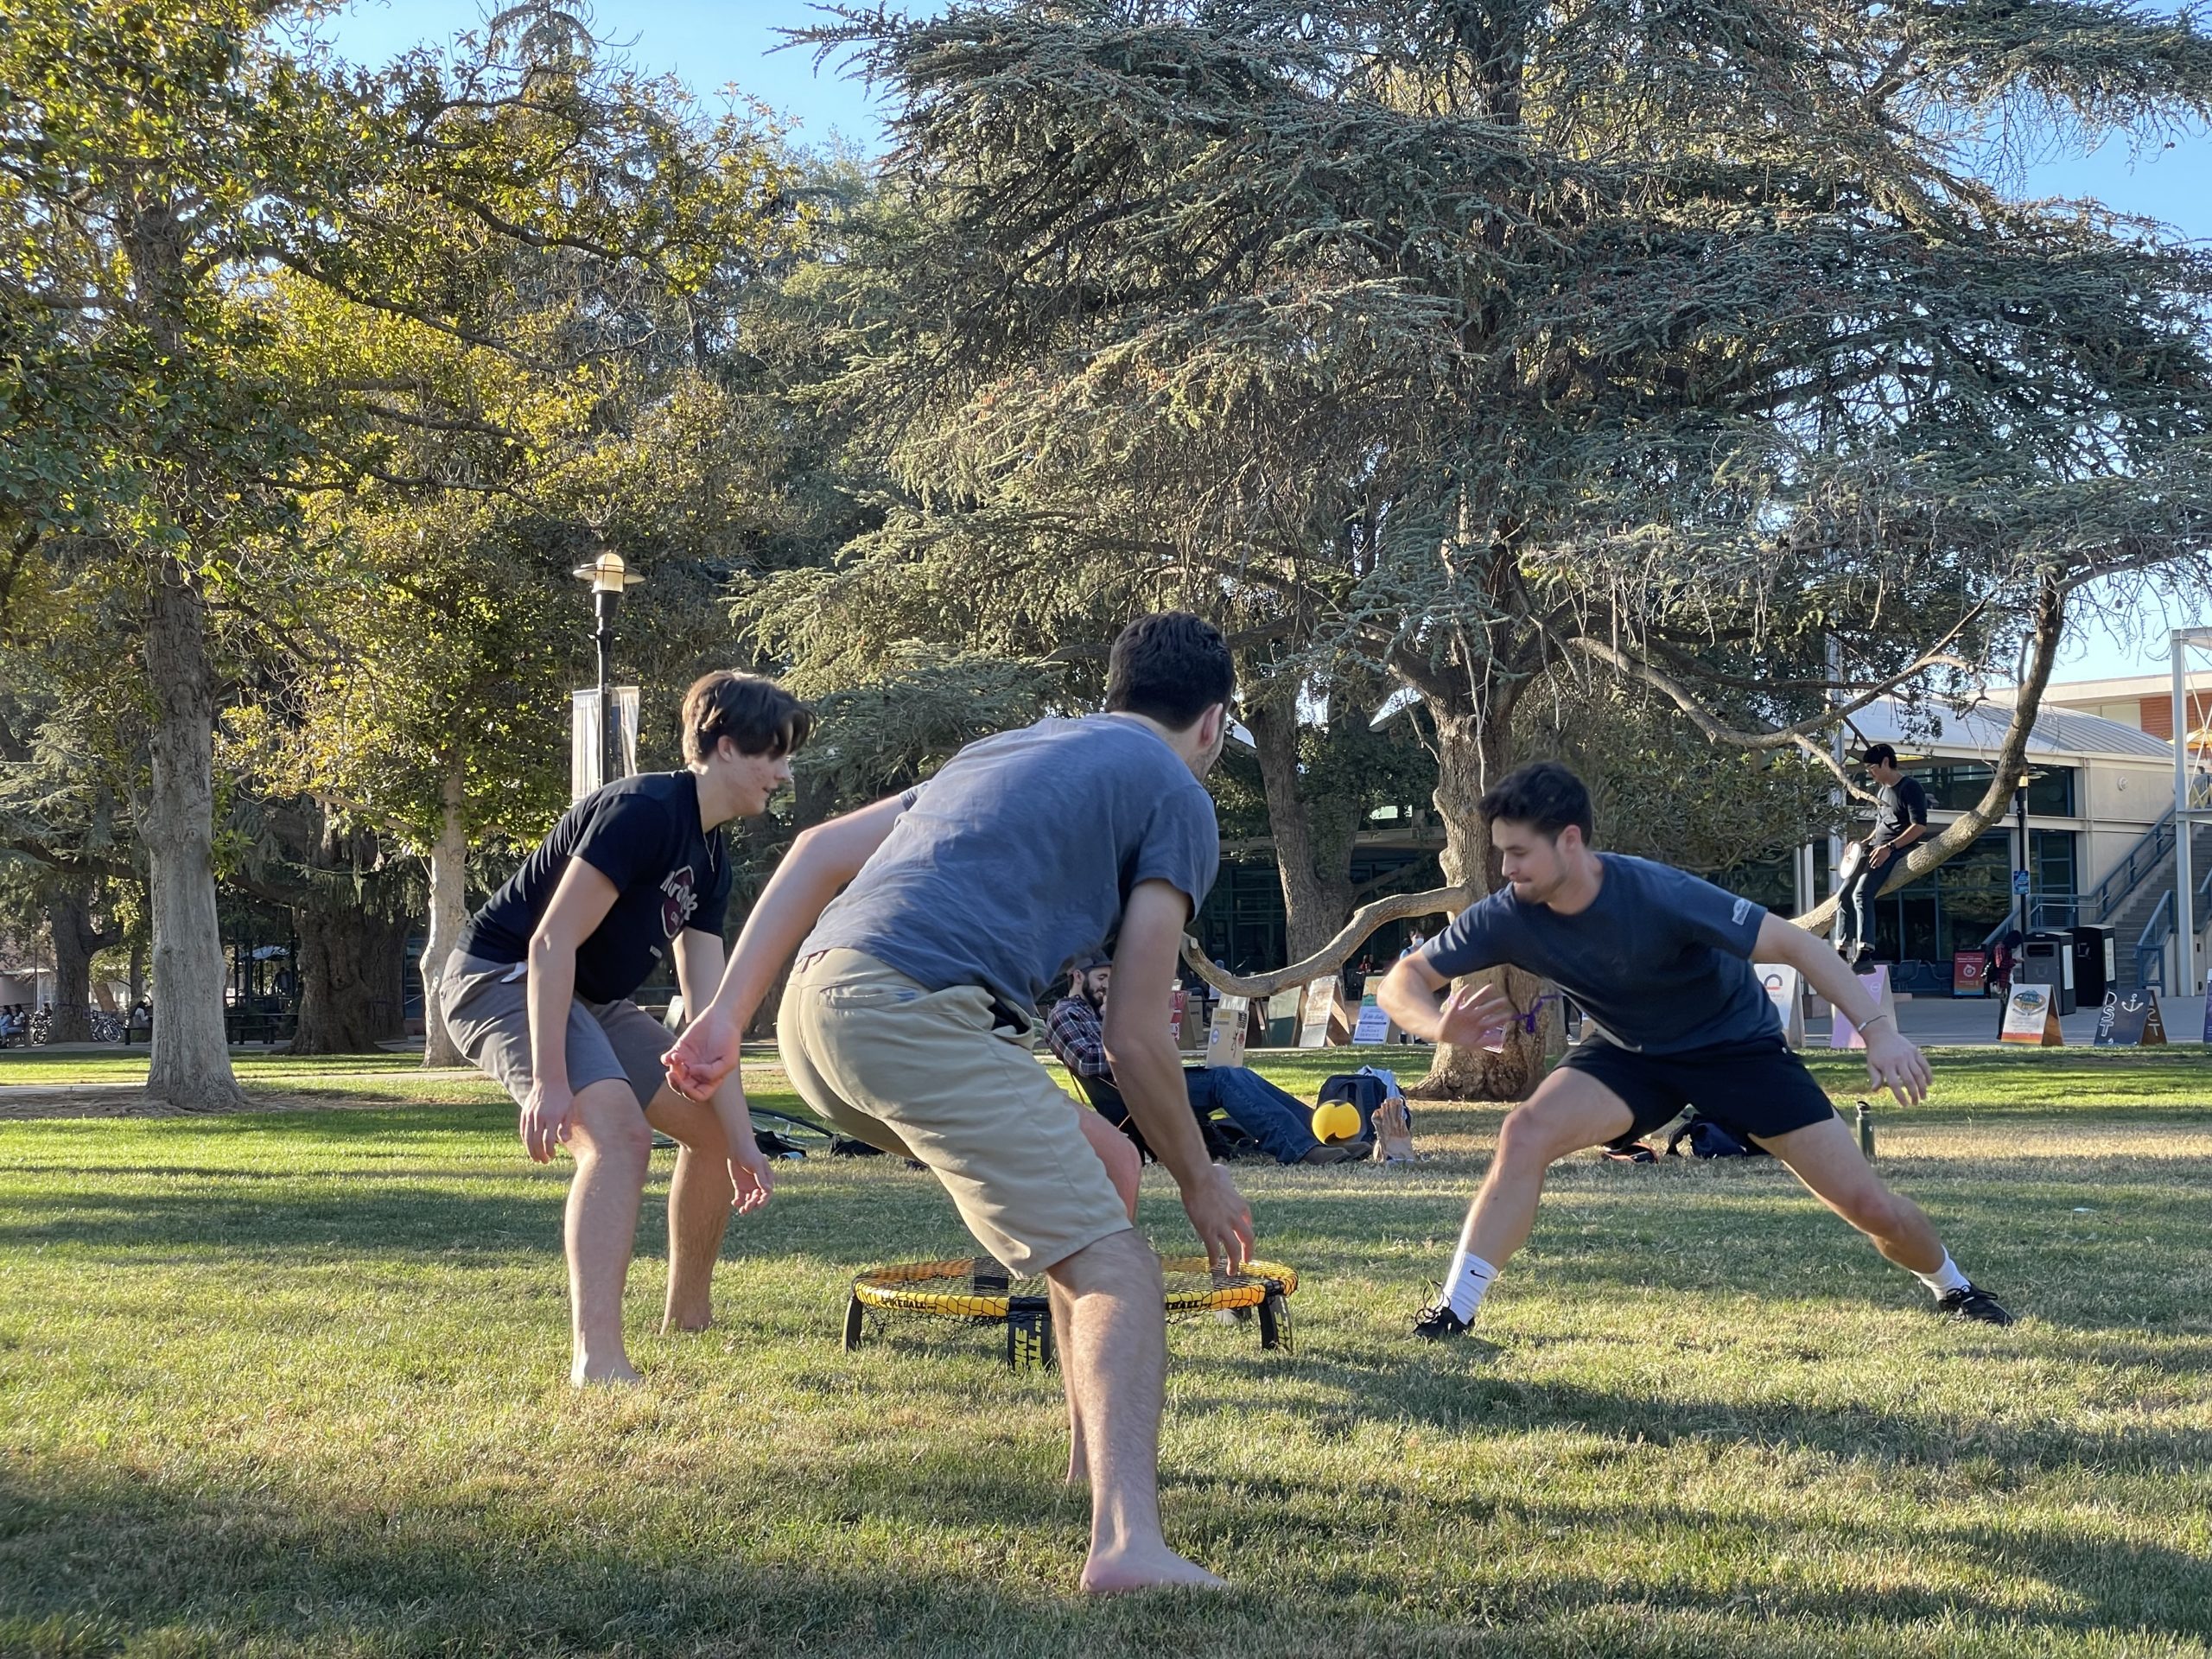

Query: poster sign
left=1828, top=963, right=1897, bottom=1051
left=1206, top=995, right=1250, bottom=1069
left=1755, top=963, right=1805, bottom=1048
left=1298, top=976, right=1344, bottom=1048
left=2093, top=988, right=2167, bottom=1048
left=1999, top=982, right=2063, bottom=1046
left=1351, top=981, right=1393, bottom=1045
left=1264, top=988, right=1305, bottom=1048
left=1166, top=987, right=1186, bottom=1044
left=1951, top=951, right=1988, bottom=998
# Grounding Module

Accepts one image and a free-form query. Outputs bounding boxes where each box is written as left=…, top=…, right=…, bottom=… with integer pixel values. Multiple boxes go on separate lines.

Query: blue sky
left=321, top=0, right=2211, bottom=685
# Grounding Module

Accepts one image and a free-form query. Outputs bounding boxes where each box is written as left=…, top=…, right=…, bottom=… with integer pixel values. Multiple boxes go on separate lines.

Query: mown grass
left=1, top=1049, right=2207, bottom=1657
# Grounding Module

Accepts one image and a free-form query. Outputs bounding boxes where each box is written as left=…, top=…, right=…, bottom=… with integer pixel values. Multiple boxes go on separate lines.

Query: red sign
left=1951, top=950, right=1988, bottom=998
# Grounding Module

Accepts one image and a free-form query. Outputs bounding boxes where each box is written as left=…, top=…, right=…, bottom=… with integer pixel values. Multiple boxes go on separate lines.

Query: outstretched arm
left=1103, top=880, right=1254, bottom=1270
left=1377, top=950, right=1516, bottom=1048
left=664, top=792, right=912, bottom=1098
left=1757, top=913, right=1929, bottom=1106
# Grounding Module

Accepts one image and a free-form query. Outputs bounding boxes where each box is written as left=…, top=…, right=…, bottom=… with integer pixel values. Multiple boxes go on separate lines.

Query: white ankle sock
left=1915, top=1251, right=1970, bottom=1296
left=1443, top=1247, right=1498, bottom=1321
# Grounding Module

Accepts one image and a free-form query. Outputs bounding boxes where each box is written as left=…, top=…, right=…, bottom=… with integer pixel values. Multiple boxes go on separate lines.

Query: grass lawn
left=1, top=1046, right=2208, bottom=1656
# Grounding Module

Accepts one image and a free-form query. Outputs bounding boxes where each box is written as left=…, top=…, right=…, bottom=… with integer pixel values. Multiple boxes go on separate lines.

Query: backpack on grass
left=1664, top=1113, right=1768, bottom=1160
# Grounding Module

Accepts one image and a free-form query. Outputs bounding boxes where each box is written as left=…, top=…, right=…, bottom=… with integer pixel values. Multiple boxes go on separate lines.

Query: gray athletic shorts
left=438, top=950, right=674, bottom=1112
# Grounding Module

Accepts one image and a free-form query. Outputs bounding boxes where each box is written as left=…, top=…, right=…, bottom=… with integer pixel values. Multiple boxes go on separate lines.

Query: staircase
left=2104, top=821, right=2212, bottom=988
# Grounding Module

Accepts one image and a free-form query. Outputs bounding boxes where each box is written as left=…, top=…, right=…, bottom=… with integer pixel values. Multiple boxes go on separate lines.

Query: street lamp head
left=572, top=550, right=645, bottom=595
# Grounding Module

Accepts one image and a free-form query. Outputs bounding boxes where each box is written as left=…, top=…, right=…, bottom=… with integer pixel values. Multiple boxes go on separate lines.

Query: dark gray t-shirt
left=804, top=715, right=1221, bottom=1011
left=1871, top=776, right=1929, bottom=848
left=1423, top=854, right=1772, bottom=1054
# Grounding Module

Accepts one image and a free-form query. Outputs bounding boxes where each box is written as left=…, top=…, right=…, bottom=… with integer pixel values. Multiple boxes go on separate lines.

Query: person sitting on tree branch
left=1833, top=742, right=1930, bottom=968
left=1377, top=760, right=2012, bottom=1342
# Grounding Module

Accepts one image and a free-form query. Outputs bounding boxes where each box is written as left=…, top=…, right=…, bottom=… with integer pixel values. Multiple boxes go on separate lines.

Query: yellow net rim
left=851, top=1255, right=1299, bottom=1318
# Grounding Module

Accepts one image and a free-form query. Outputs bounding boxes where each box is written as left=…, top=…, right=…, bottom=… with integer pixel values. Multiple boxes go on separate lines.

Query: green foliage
left=794, top=645, right=1062, bottom=817
left=776, top=0, right=2212, bottom=798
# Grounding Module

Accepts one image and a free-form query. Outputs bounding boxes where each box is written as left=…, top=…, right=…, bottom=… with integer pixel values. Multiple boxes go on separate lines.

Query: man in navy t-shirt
left=1376, top=761, right=2013, bottom=1341
left=438, top=671, right=809, bottom=1386
left=665, top=613, right=1255, bottom=1594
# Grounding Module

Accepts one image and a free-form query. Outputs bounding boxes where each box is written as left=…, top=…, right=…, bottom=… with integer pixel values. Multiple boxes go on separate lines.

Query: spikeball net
left=842, top=1254, right=1300, bottom=1372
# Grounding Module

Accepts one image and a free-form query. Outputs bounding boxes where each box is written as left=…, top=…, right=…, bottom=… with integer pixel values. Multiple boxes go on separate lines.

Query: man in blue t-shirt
left=437, top=671, right=807, bottom=1386
left=666, top=613, right=1255, bottom=1595
left=1376, top=761, right=2013, bottom=1341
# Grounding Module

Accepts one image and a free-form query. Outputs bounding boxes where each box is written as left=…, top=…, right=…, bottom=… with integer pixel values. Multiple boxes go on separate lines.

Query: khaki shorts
left=438, top=951, right=674, bottom=1112
left=779, top=947, right=1131, bottom=1274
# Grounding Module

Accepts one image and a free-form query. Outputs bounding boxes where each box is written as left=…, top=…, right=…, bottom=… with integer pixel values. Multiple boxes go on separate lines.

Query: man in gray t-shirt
left=665, top=613, right=1255, bottom=1595
left=1376, top=760, right=2013, bottom=1344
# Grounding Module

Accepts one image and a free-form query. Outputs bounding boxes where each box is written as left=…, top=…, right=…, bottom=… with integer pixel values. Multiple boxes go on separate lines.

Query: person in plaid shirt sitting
left=1048, top=957, right=1357, bottom=1166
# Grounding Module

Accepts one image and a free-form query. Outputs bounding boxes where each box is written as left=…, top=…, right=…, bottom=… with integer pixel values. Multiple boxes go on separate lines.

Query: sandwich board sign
left=1206, top=994, right=1251, bottom=1069
left=1167, top=987, right=1187, bottom=1043
left=1264, top=988, right=1305, bottom=1048
left=1351, top=982, right=1394, bottom=1045
left=1828, top=963, right=1897, bottom=1050
left=1298, top=976, right=1344, bottom=1047
left=2000, top=982, right=2063, bottom=1046
left=2092, top=988, right=2167, bottom=1048
left=1756, top=963, right=1806, bottom=1048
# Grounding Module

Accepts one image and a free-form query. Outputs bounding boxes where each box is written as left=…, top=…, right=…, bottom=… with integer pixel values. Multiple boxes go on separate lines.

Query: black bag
left=1315, top=1072, right=1400, bottom=1143
left=1665, top=1113, right=1768, bottom=1160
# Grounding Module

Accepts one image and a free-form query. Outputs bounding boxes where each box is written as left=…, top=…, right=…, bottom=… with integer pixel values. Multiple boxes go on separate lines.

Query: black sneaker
left=1413, top=1297, right=1471, bottom=1340
left=1935, top=1284, right=2014, bottom=1325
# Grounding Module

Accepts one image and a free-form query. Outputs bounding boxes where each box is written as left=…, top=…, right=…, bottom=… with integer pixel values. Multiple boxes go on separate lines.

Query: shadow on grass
left=3, top=1435, right=2207, bottom=1659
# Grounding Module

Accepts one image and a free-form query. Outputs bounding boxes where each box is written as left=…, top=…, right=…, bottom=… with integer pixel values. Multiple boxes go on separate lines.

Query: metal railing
left=2082, top=806, right=2175, bottom=923
left=2136, top=890, right=2175, bottom=995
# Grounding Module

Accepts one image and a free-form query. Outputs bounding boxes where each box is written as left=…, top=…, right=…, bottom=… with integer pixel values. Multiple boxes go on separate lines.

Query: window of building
left=1858, top=828, right=2078, bottom=969
left=1899, top=760, right=2076, bottom=817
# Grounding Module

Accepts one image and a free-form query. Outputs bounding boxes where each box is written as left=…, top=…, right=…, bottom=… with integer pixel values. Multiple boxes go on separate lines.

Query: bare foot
left=1079, top=1543, right=1227, bottom=1594
left=571, top=1357, right=642, bottom=1387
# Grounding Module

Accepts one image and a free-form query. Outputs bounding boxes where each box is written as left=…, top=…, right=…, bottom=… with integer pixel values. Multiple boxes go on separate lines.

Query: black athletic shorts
left=1556, top=1033, right=1839, bottom=1144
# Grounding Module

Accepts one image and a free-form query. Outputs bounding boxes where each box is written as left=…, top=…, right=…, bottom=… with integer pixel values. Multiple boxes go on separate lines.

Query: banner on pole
left=569, top=687, right=639, bottom=801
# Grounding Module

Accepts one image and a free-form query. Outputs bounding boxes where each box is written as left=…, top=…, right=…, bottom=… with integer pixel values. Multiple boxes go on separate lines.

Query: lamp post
left=572, top=549, right=645, bottom=790
left=2013, top=767, right=2032, bottom=935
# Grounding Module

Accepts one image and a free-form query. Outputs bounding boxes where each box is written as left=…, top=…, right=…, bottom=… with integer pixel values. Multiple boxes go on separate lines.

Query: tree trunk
left=44, top=877, right=104, bottom=1043
left=1247, top=698, right=1359, bottom=959
left=289, top=894, right=408, bottom=1054
left=128, top=937, right=144, bottom=1007
left=1408, top=703, right=1550, bottom=1103
left=142, top=563, right=245, bottom=1110
left=421, top=759, right=469, bottom=1067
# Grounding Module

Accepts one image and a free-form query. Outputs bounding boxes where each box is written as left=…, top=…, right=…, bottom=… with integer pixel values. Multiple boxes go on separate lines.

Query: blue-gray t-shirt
left=1423, top=854, right=1773, bottom=1054
left=804, top=715, right=1221, bottom=1011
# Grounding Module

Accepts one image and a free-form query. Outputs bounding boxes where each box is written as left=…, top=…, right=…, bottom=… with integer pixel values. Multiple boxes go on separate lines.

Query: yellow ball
left=1311, top=1098, right=1364, bottom=1144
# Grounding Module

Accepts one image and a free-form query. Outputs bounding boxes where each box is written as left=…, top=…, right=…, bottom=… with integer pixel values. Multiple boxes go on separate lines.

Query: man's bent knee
left=572, top=1081, right=653, bottom=1167
left=1046, top=1226, right=1155, bottom=1294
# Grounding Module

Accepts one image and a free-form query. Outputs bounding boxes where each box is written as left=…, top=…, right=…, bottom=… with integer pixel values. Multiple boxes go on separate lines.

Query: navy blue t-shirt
left=804, top=715, right=1220, bottom=1011
left=1424, top=854, right=1772, bottom=1054
left=458, top=772, right=732, bottom=1005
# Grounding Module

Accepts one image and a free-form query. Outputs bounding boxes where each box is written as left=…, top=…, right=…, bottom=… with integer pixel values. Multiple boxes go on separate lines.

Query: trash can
left=2069, top=925, right=2113, bottom=1006
left=2018, top=930, right=2076, bottom=1016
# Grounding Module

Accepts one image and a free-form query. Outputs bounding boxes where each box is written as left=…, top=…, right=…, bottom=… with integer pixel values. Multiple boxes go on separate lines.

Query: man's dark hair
left=681, top=671, right=812, bottom=766
left=1478, top=761, right=1595, bottom=843
left=1104, top=612, right=1235, bottom=729
left=1862, top=742, right=1898, bottom=768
